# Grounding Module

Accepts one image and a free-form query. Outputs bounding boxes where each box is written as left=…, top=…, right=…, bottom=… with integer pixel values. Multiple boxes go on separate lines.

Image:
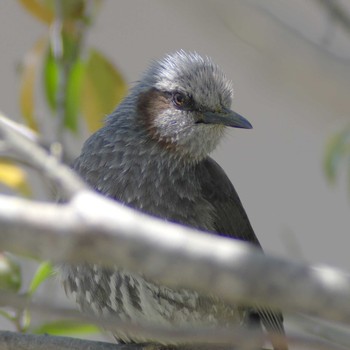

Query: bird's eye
left=173, top=92, right=188, bottom=107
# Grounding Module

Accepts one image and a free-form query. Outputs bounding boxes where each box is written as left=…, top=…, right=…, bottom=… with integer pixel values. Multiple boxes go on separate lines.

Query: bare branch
left=1, top=293, right=345, bottom=350
left=1, top=191, right=350, bottom=329
left=316, top=0, right=350, bottom=34
left=0, top=114, right=86, bottom=198
left=0, top=292, right=264, bottom=348
left=0, top=330, right=134, bottom=350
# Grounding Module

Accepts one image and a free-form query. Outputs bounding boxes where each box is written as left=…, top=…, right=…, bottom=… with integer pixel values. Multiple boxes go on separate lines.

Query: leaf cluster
left=0, top=0, right=127, bottom=338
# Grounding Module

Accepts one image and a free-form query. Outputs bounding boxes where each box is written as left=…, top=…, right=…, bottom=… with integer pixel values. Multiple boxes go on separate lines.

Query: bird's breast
left=101, top=154, right=216, bottom=233
left=66, top=136, right=248, bottom=343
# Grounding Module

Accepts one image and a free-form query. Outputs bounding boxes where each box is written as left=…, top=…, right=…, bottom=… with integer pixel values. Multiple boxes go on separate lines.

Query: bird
left=60, top=51, right=288, bottom=350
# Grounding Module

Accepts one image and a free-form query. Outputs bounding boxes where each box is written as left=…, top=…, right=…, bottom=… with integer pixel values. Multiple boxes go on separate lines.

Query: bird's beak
left=201, top=108, right=252, bottom=129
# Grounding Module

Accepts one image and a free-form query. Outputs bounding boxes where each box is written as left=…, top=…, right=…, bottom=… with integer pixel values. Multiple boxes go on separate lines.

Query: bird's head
left=135, top=51, right=252, bottom=162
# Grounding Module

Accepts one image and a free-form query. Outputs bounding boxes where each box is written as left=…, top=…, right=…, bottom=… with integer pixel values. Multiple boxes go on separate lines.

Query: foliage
left=324, top=126, right=350, bottom=191
left=0, top=0, right=127, bottom=338
left=0, top=160, right=31, bottom=197
left=0, top=0, right=127, bottom=196
left=0, top=253, right=21, bottom=293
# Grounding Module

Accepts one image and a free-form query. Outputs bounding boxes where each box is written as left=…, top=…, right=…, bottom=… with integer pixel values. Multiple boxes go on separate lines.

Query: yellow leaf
left=17, top=0, right=54, bottom=24
left=0, top=161, right=31, bottom=197
left=81, top=49, right=127, bottom=132
left=19, top=37, right=47, bottom=131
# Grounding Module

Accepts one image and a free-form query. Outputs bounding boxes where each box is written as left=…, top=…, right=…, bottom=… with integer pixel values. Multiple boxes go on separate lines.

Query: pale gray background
left=1, top=0, right=350, bottom=343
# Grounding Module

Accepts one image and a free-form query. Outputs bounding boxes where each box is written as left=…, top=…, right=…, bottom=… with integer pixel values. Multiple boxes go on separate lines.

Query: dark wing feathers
left=198, top=157, right=288, bottom=350
left=198, top=157, right=261, bottom=245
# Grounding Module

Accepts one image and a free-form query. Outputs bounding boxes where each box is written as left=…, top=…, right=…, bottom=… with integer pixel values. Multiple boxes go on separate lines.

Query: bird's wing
left=197, top=157, right=287, bottom=350
left=197, top=157, right=261, bottom=244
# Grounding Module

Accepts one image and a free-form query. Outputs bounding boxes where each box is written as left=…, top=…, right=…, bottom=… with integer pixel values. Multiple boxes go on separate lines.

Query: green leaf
left=61, top=31, right=79, bottom=63
left=43, top=49, right=59, bottom=111
left=81, top=49, right=127, bottom=132
left=0, top=309, right=15, bottom=322
left=28, top=261, right=54, bottom=296
left=33, top=320, right=100, bottom=336
left=21, top=309, right=32, bottom=332
left=64, top=59, right=85, bottom=132
left=324, top=127, right=350, bottom=183
left=0, top=253, right=21, bottom=292
left=43, top=36, right=83, bottom=132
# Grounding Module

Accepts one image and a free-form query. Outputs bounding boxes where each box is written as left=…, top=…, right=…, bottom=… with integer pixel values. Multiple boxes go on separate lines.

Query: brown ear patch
left=136, top=88, right=177, bottom=151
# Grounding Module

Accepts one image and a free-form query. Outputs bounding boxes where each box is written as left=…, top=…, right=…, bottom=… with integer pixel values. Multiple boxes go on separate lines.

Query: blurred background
left=1, top=0, right=350, bottom=346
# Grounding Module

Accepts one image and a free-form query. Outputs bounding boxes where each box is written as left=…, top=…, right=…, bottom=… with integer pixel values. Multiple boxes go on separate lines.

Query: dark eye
left=173, top=92, right=188, bottom=107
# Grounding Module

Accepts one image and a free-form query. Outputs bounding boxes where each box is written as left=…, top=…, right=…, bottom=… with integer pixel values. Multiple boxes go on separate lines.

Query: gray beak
left=201, top=108, right=252, bottom=129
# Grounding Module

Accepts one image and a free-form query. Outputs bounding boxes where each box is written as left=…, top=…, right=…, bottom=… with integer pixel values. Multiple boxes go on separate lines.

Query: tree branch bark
left=1, top=189, right=350, bottom=326
left=0, top=114, right=86, bottom=198
left=0, top=330, right=135, bottom=350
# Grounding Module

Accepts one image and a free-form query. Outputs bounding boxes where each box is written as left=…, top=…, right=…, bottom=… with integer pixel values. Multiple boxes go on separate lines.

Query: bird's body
left=61, top=51, right=287, bottom=349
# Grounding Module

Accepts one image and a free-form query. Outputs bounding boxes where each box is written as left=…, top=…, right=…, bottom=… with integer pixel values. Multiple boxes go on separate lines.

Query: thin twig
left=0, top=293, right=344, bottom=350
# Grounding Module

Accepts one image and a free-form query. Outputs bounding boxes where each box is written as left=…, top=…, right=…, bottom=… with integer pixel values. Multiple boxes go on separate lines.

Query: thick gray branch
left=1, top=191, right=350, bottom=328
